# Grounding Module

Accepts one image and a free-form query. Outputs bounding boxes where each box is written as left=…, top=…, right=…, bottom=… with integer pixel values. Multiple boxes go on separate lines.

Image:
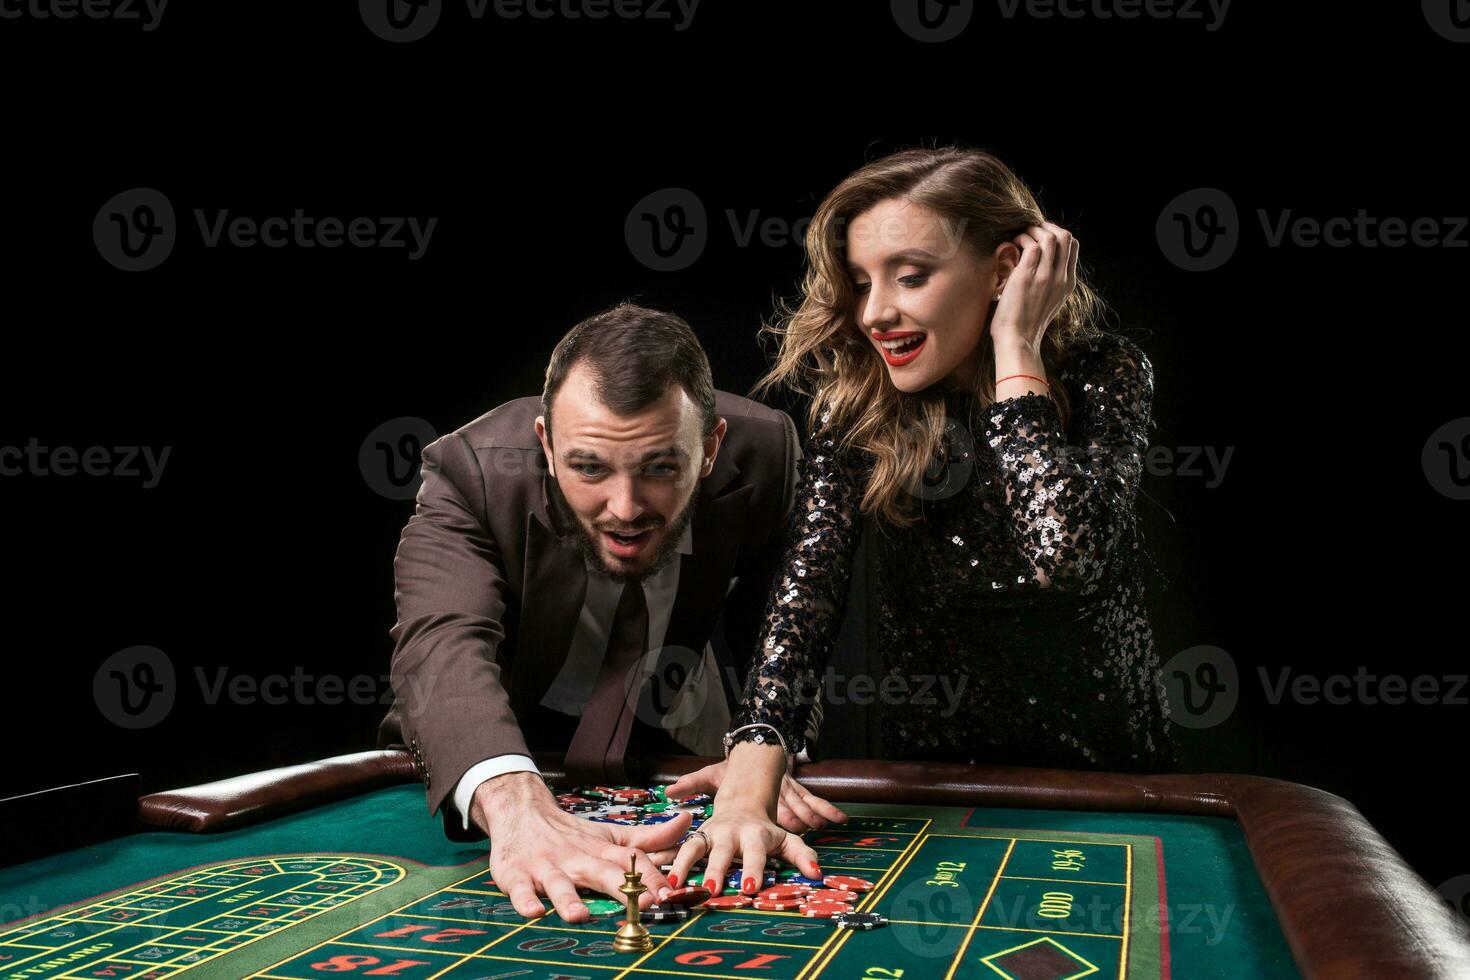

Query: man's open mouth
left=602, top=527, right=656, bottom=557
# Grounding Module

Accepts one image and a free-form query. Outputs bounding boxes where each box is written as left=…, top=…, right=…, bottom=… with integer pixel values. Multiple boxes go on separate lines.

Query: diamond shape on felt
left=980, top=936, right=1100, bottom=979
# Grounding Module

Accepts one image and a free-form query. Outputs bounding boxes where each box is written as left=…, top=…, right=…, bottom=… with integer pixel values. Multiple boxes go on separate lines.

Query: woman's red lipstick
left=873, top=330, right=927, bottom=366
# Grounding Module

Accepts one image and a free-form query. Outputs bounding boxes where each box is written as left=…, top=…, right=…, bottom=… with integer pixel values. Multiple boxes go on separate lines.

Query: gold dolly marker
left=613, top=853, right=654, bottom=953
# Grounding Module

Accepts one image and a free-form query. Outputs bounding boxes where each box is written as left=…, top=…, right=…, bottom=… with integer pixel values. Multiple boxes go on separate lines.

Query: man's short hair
left=541, top=302, right=717, bottom=444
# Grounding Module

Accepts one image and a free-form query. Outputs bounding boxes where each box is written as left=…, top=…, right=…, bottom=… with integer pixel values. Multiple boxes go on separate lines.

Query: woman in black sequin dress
left=666, top=147, right=1176, bottom=897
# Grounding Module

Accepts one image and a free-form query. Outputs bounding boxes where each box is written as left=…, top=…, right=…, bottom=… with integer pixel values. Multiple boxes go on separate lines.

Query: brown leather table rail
left=138, top=751, right=1470, bottom=979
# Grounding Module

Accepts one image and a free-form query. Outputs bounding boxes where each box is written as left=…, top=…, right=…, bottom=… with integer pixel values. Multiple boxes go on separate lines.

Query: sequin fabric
left=729, top=332, right=1177, bottom=771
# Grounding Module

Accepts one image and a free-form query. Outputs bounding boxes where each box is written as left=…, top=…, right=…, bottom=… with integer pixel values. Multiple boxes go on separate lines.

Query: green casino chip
left=581, top=899, right=624, bottom=916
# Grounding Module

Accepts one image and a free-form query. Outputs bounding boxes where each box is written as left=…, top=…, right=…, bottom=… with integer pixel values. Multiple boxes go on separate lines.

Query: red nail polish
left=667, top=873, right=679, bottom=889
left=743, top=877, right=757, bottom=895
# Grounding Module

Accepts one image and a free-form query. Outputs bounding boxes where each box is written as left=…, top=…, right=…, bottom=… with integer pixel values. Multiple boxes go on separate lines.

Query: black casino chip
left=640, top=903, right=689, bottom=923
left=832, top=911, right=889, bottom=930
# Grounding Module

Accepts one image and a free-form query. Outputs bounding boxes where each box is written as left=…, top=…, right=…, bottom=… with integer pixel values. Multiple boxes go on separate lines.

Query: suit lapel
left=513, top=484, right=588, bottom=716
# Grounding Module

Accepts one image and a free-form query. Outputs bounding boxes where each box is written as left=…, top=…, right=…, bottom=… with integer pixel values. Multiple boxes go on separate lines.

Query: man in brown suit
left=377, top=303, right=841, bottom=922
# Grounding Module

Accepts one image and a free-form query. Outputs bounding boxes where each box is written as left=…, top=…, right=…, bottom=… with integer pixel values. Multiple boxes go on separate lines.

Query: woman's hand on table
left=665, top=756, right=849, bottom=833
left=666, top=743, right=826, bottom=898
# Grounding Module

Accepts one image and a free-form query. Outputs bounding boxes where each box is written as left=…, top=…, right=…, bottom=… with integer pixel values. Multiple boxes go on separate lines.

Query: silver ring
left=680, top=829, right=711, bottom=856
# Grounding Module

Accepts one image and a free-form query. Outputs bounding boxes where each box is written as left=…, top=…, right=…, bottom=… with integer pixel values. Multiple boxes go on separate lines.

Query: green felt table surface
left=0, top=783, right=1299, bottom=979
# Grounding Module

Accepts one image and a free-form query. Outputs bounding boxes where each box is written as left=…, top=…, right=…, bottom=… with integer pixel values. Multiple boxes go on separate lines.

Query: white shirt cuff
left=453, top=755, right=541, bottom=831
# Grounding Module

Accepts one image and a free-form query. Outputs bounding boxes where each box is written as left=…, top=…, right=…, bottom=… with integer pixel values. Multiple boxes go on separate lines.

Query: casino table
left=2, top=751, right=1467, bottom=979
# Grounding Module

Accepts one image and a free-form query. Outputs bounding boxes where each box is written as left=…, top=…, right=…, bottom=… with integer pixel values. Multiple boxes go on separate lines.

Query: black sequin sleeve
left=982, top=334, right=1154, bottom=594
left=726, top=411, right=863, bottom=755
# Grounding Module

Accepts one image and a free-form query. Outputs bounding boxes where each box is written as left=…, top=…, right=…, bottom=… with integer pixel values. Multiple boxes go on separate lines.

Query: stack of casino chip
left=554, top=784, right=889, bottom=923
left=640, top=885, right=712, bottom=923
left=640, top=903, right=688, bottom=923
left=750, top=883, right=808, bottom=911
left=796, top=876, right=875, bottom=917
left=833, top=911, right=889, bottom=929
left=721, top=876, right=879, bottom=918
left=554, top=785, right=710, bottom=830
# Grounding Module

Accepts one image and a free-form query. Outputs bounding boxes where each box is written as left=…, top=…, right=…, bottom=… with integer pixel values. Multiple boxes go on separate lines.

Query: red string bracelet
left=996, top=373, right=1049, bottom=387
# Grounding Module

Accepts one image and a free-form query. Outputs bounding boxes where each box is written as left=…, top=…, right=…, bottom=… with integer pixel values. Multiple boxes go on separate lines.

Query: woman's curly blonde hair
left=751, top=146, right=1111, bottom=528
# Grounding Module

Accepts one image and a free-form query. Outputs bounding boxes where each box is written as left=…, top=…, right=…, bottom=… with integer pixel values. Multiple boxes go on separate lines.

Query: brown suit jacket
left=376, top=389, right=802, bottom=831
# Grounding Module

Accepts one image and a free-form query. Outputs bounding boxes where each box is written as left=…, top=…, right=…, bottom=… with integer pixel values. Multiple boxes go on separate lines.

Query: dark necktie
left=563, top=579, right=649, bottom=786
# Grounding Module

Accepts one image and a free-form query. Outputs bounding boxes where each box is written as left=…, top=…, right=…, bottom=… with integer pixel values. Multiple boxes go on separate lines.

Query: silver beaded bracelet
left=722, top=723, right=789, bottom=759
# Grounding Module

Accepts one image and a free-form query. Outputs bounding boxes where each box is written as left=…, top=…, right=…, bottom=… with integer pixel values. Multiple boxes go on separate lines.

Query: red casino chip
left=805, top=888, right=861, bottom=904
left=751, top=898, right=803, bottom=911
left=661, top=886, right=713, bottom=907
left=821, top=875, right=875, bottom=892
left=758, top=885, right=810, bottom=901
left=800, top=901, right=855, bottom=917
left=701, top=894, right=753, bottom=909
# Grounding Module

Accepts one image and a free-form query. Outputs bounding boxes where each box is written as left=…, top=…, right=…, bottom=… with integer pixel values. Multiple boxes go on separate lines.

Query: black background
left=2, top=0, right=1464, bottom=901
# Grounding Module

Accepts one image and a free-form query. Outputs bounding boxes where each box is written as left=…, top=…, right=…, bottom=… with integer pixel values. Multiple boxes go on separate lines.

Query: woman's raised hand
left=989, top=220, right=1079, bottom=352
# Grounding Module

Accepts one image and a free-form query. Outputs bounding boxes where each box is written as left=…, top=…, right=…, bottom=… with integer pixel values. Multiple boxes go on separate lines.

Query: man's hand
left=472, top=772, right=691, bottom=923
left=665, top=758, right=848, bottom=833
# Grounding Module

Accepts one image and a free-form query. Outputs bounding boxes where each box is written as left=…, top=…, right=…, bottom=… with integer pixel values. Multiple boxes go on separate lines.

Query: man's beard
left=569, top=490, right=699, bottom=583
